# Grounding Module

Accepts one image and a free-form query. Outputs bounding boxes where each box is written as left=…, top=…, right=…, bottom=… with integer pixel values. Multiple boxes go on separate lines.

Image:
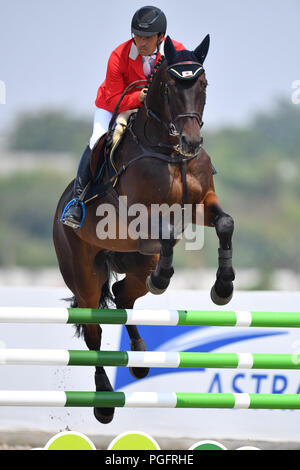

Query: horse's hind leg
left=82, top=323, right=115, bottom=425
left=111, top=252, right=159, bottom=379
left=113, top=275, right=149, bottom=380
left=53, top=227, right=115, bottom=424
left=203, top=191, right=235, bottom=305
left=74, top=252, right=115, bottom=424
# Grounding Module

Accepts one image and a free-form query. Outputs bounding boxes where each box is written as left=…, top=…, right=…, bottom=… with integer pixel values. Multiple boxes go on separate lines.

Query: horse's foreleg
left=146, top=225, right=176, bottom=295
left=204, top=191, right=235, bottom=305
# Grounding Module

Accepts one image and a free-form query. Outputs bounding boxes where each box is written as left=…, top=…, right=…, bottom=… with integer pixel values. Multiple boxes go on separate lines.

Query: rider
left=61, top=5, right=185, bottom=229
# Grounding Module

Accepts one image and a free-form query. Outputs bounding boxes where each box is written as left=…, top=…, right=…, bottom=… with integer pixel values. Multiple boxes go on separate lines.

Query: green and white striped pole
left=1, top=349, right=300, bottom=369
left=0, top=307, right=300, bottom=327
left=0, top=391, right=300, bottom=409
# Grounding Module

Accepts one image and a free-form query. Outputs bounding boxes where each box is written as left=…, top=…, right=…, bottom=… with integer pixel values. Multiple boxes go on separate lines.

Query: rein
left=107, top=79, right=147, bottom=136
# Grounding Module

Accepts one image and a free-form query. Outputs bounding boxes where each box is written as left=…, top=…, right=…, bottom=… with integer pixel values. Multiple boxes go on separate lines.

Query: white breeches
left=89, top=106, right=138, bottom=150
left=89, top=107, right=113, bottom=150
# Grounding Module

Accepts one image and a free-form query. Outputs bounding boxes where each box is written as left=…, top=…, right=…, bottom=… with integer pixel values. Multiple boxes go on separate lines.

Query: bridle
left=143, top=60, right=205, bottom=153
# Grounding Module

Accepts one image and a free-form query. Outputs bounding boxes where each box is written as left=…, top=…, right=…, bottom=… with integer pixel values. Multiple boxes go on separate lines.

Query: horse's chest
left=124, top=159, right=205, bottom=205
left=168, top=167, right=205, bottom=204
left=187, top=173, right=206, bottom=203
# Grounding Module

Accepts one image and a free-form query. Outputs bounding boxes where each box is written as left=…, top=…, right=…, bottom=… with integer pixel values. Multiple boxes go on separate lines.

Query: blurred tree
left=0, top=171, right=70, bottom=267
left=9, top=109, right=91, bottom=155
left=200, top=98, right=300, bottom=272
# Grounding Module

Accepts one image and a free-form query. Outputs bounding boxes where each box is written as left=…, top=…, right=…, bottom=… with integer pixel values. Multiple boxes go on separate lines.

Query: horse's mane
left=146, top=55, right=166, bottom=89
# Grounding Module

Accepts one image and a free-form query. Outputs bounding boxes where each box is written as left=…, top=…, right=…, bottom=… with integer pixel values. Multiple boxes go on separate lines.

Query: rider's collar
left=129, top=41, right=139, bottom=60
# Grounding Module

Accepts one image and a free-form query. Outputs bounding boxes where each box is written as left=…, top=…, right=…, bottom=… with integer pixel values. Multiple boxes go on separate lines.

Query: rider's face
left=134, top=34, right=161, bottom=56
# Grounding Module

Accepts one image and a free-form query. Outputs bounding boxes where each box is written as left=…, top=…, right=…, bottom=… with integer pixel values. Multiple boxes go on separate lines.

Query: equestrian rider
left=61, top=5, right=185, bottom=229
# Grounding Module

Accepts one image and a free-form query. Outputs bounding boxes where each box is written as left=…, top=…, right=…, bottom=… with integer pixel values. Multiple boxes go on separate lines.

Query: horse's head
left=147, top=35, right=209, bottom=157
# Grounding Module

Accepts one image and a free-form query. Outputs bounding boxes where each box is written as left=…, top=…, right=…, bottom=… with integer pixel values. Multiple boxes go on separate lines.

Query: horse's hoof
left=210, top=285, right=233, bottom=306
left=129, top=366, right=150, bottom=380
left=130, top=337, right=146, bottom=351
left=129, top=337, right=150, bottom=379
left=94, top=368, right=115, bottom=423
left=94, top=407, right=114, bottom=424
left=146, top=275, right=168, bottom=295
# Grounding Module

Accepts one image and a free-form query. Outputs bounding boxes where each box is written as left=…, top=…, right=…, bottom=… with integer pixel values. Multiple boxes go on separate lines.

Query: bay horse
left=53, top=36, right=235, bottom=424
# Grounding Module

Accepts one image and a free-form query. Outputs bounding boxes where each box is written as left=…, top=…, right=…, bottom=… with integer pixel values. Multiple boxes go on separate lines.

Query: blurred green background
left=1, top=99, right=299, bottom=289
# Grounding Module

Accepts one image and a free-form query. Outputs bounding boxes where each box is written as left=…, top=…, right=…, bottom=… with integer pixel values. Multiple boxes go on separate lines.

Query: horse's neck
left=132, top=87, right=171, bottom=150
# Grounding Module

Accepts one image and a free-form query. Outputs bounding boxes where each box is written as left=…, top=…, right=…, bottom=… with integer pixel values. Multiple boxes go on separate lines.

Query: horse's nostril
left=181, top=135, right=202, bottom=148
left=181, top=135, right=187, bottom=144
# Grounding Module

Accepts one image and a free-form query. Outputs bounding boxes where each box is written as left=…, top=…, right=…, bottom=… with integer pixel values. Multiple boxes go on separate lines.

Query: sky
left=0, top=0, right=299, bottom=132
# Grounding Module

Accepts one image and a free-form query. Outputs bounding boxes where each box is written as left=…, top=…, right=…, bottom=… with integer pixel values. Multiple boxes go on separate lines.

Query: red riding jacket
left=95, top=37, right=185, bottom=114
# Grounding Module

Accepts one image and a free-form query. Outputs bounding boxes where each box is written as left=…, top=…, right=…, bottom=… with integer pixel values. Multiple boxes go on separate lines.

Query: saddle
left=84, top=110, right=138, bottom=206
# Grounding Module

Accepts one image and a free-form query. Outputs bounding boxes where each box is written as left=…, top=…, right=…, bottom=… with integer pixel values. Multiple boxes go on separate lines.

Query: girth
left=100, top=145, right=198, bottom=209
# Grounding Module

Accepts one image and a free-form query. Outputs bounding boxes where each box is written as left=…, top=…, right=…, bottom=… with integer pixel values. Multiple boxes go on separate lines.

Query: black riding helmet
left=131, top=6, right=167, bottom=37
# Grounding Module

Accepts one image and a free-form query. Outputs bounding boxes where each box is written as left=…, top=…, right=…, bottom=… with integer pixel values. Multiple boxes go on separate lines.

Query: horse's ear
left=193, top=34, right=210, bottom=64
left=164, top=35, right=177, bottom=64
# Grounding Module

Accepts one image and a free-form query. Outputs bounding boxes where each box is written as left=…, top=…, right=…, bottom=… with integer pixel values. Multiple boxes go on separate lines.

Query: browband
left=167, top=61, right=205, bottom=80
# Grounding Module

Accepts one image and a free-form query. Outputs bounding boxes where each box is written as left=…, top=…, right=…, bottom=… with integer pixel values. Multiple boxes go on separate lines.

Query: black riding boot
left=62, top=145, right=91, bottom=229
